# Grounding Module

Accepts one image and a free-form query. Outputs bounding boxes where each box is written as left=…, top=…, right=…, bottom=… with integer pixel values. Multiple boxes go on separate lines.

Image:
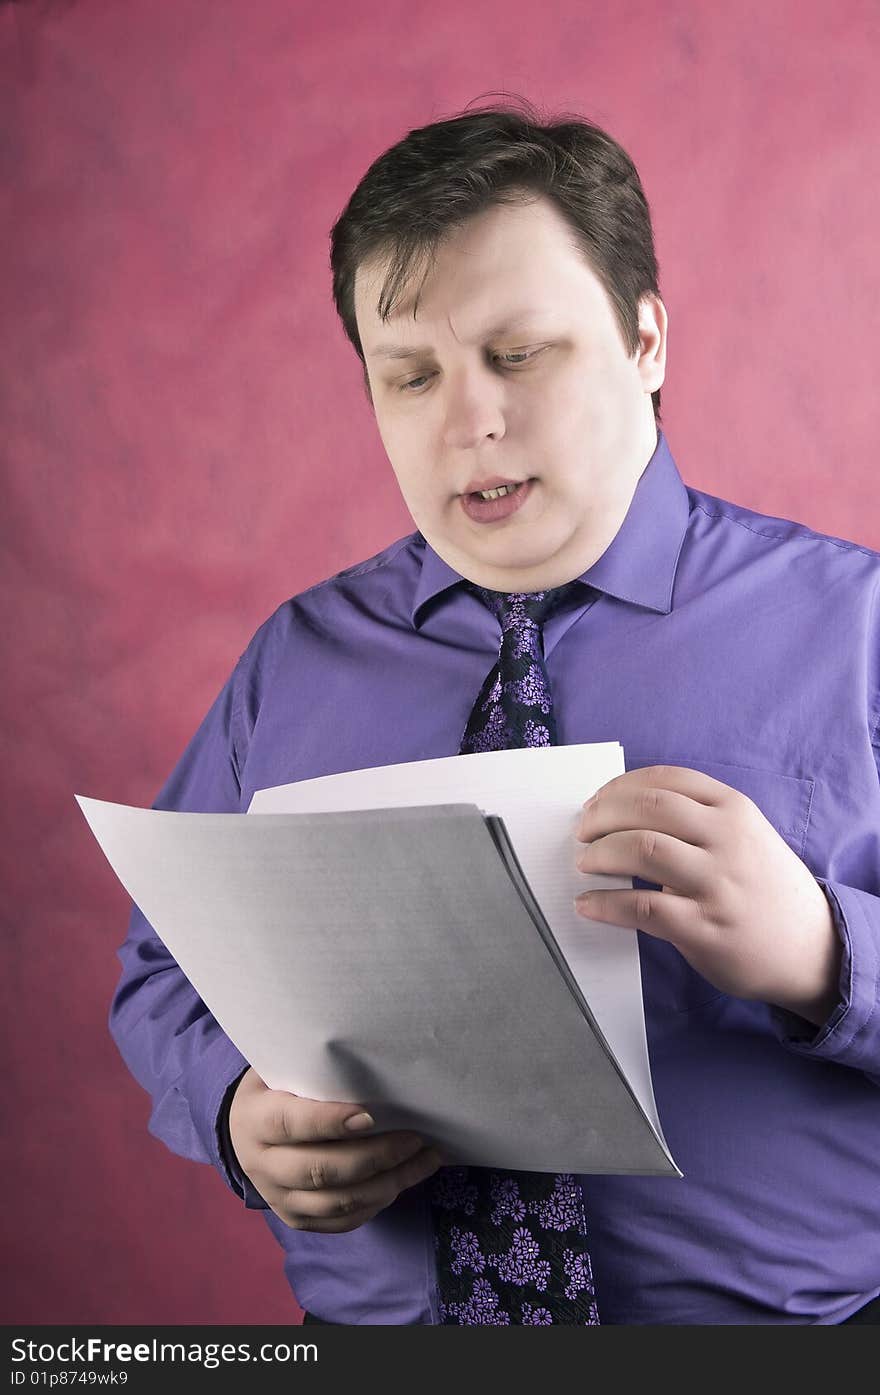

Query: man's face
left=354, top=195, right=666, bottom=591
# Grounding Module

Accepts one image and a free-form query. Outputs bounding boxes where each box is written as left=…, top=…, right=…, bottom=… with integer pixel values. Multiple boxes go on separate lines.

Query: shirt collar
left=411, top=429, right=691, bottom=627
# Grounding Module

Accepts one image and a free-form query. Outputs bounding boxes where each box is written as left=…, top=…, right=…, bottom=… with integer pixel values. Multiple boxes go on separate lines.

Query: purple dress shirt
left=109, top=430, right=880, bottom=1324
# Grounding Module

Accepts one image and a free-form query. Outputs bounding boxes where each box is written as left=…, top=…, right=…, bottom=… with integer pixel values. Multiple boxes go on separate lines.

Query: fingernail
left=344, top=1111, right=375, bottom=1132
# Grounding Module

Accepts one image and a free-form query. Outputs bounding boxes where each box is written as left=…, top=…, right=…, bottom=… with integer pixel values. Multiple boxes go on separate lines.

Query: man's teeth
left=477, top=483, right=518, bottom=500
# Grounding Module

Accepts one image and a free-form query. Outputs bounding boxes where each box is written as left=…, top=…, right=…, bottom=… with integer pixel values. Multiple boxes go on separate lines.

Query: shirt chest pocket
left=622, top=755, right=815, bottom=1013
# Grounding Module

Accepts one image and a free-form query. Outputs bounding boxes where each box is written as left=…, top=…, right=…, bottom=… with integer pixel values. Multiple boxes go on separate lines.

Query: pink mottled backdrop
left=1, top=0, right=877, bottom=1323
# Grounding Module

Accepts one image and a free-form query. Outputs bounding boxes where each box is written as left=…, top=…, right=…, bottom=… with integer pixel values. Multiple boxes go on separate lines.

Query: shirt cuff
left=217, top=1071, right=272, bottom=1211
left=770, top=877, right=880, bottom=1077
left=186, top=1030, right=269, bottom=1211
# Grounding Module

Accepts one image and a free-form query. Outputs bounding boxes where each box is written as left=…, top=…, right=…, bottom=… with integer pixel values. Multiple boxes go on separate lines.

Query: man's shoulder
left=686, top=483, right=880, bottom=572
left=305, top=530, right=423, bottom=591
left=237, top=530, right=422, bottom=664
left=280, top=528, right=421, bottom=614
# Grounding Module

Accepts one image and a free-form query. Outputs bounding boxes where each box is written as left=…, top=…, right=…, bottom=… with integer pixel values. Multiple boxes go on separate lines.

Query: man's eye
left=496, top=349, right=535, bottom=365
left=399, top=374, right=433, bottom=393
left=398, top=348, right=541, bottom=393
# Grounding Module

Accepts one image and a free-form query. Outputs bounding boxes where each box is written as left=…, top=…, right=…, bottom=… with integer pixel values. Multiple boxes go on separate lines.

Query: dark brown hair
left=330, top=94, right=662, bottom=424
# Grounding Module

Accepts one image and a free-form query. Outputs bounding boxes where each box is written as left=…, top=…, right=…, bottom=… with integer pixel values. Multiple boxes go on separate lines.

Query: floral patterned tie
left=430, top=584, right=600, bottom=1325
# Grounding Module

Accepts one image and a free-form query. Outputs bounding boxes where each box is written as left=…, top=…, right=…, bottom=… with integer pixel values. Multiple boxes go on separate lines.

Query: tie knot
left=472, top=584, right=576, bottom=632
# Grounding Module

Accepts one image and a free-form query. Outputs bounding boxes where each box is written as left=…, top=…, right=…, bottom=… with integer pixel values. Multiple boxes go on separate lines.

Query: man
left=109, top=100, right=880, bottom=1324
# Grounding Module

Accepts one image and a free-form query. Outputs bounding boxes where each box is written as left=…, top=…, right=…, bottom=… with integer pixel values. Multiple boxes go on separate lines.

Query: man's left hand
left=574, top=764, right=842, bottom=1027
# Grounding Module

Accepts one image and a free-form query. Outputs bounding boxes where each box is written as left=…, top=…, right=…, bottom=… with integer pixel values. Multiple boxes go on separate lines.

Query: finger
left=280, top=1146, right=444, bottom=1233
left=269, top=1130, right=427, bottom=1193
left=575, top=884, right=701, bottom=947
left=578, top=781, right=717, bottom=849
left=583, top=764, right=735, bottom=818
left=260, top=1093, right=379, bottom=1147
left=576, top=828, right=712, bottom=898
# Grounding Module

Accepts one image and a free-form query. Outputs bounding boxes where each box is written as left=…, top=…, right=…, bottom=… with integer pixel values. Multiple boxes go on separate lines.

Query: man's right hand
left=228, top=1067, right=444, bottom=1232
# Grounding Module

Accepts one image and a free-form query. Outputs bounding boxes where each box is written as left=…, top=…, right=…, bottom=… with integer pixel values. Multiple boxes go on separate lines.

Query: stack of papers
left=78, top=741, right=680, bottom=1176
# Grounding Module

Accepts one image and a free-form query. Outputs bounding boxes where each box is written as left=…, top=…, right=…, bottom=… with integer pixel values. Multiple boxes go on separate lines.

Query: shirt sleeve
left=769, top=878, right=880, bottom=1086
left=108, top=641, right=272, bottom=1211
left=769, top=720, right=880, bottom=1086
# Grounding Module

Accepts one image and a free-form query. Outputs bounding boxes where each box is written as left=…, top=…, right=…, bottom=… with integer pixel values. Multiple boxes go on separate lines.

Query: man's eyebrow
left=368, top=313, right=551, bottom=360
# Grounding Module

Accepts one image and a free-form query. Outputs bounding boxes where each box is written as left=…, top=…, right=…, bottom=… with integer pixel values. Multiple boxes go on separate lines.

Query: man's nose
left=441, top=365, right=506, bottom=450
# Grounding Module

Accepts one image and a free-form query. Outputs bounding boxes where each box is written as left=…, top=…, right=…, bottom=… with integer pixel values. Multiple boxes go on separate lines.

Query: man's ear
left=637, top=294, right=667, bottom=395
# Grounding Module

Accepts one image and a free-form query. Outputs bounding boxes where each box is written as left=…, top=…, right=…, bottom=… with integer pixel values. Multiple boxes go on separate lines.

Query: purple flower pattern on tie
left=488, top=1227, right=551, bottom=1290
left=489, top=1173, right=527, bottom=1225
left=482, top=673, right=502, bottom=709
left=563, top=1247, right=597, bottom=1306
left=441, top=1277, right=512, bottom=1326
left=507, top=669, right=551, bottom=712
left=449, top=1226, right=485, bottom=1276
left=528, top=1173, right=588, bottom=1231
left=521, top=1302, right=554, bottom=1325
left=522, top=718, right=551, bottom=746
left=474, top=704, right=507, bottom=750
left=458, top=587, right=573, bottom=754
left=431, top=583, right=600, bottom=1325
